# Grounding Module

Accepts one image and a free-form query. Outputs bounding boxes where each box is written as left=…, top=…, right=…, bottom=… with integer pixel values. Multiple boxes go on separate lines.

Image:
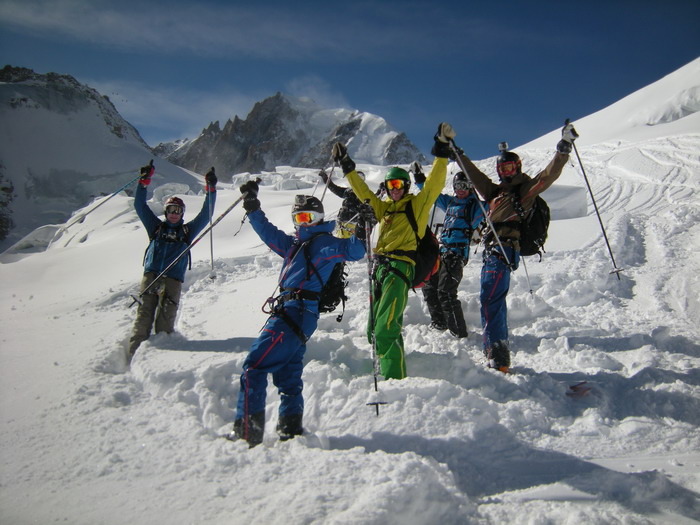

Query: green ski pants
left=369, top=259, right=414, bottom=380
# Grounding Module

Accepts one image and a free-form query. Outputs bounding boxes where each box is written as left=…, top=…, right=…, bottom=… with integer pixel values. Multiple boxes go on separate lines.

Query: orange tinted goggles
left=386, top=178, right=406, bottom=190
left=292, top=211, right=323, bottom=225
left=497, top=161, right=518, bottom=177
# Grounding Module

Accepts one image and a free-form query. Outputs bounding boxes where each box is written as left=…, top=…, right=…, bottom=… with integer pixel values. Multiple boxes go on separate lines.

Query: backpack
left=303, top=237, right=348, bottom=322
left=404, top=200, right=440, bottom=289
left=512, top=194, right=550, bottom=257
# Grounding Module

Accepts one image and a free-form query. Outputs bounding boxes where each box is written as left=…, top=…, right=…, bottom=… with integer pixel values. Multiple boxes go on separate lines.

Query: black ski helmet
left=453, top=171, right=472, bottom=190
left=292, top=195, right=324, bottom=215
left=496, top=151, right=522, bottom=179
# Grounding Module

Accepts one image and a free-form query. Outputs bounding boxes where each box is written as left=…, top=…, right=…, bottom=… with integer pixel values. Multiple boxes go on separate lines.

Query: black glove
left=243, top=196, right=260, bottom=213
left=240, top=180, right=259, bottom=197
left=332, top=142, right=356, bottom=175
left=139, top=161, right=154, bottom=186
left=319, top=169, right=329, bottom=183
left=205, top=167, right=217, bottom=192
left=557, top=122, right=579, bottom=154
left=409, top=161, right=426, bottom=184
left=431, top=122, right=456, bottom=158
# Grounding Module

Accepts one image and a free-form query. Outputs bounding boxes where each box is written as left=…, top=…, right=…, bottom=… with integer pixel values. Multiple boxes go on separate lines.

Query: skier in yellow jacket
left=331, top=123, right=455, bottom=379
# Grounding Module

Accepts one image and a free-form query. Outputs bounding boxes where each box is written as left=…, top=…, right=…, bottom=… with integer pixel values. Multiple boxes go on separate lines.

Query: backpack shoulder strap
left=404, top=200, right=420, bottom=238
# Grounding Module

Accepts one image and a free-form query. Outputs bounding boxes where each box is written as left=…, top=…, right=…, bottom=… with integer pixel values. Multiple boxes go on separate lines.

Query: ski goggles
left=386, top=178, right=406, bottom=190
left=292, top=211, right=324, bottom=226
left=453, top=181, right=472, bottom=191
left=165, top=205, right=184, bottom=215
left=497, top=161, right=518, bottom=178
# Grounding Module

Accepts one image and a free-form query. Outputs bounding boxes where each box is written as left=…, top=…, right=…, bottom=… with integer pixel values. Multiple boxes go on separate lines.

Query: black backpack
left=512, top=194, right=550, bottom=257
left=303, top=237, right=348, bottom=322
left=404, top=200, right=440, bottom=289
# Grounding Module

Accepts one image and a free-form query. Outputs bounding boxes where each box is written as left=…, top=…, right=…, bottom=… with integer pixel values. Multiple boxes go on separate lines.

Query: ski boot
left=485, top=340, right=511, bottom=373
left=276, top=414, right=304, bottom=441
left=227, top=411, right=265, bottom=448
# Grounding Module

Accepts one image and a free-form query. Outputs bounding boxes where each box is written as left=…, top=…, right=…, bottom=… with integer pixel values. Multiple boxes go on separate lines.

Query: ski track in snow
left=2, top=136, right=700, bottom=524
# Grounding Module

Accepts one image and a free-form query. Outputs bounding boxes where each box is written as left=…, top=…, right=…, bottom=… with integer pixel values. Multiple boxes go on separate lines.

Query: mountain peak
left=157, top=92, right=427, bottom=180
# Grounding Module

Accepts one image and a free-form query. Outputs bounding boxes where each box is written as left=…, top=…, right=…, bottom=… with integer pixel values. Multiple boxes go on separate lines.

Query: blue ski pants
left=236, top=305, right=318, bottom=421
left=480, top=247, right=519, bottom=351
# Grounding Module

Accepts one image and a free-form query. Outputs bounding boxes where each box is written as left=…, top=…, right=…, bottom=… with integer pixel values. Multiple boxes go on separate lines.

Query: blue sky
left=1, top=0, right=699, bottom=161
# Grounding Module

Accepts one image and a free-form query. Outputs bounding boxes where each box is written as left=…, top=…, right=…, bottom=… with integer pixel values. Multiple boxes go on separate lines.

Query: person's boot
left=486, top=340, right=511, bottom=373
left=445, top=306, right=468, bottom=339
left=276, top=413, right=304, bottom=441
left=228, top=411, right=265, bottom=447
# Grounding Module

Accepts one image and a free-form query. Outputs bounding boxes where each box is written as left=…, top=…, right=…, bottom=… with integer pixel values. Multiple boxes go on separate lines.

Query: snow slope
left=1, top=62, right=700, bottom=524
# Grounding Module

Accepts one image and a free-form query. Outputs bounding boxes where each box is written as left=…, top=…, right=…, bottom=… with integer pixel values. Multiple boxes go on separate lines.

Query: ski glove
left=332, top=142, right=356, bottom=175
left=205, top=167, right=217, bottom=192
left=319, top=169, right=329, bottom=183
left=412, top=168, right=426, bottom=185
left=431, top=122, right=456, bottom=158
left=240, top=180, right=259, bottom=197
left=243, top=196, right=260, bottom=213
left=557, top=122, right=579, bottom=154
left=139, top=161, right=154, bottom=186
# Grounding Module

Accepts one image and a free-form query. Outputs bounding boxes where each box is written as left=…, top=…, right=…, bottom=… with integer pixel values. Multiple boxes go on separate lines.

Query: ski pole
left=51, top=164, right=147, bottom=246
left=567, top=119, right=623, bottom=279
left=520, top=255, right=534, bottom=295
left=208, top=186, right=215, bottom=279
left=449, top=140, right=513, bottom=268
left=129, top=179, right=259, bottom=307
left=362, top=207, right=386, bottom=416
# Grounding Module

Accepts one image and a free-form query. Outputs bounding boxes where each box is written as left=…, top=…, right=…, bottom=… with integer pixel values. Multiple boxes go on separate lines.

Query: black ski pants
left=421, top=251, right=468, bottom=337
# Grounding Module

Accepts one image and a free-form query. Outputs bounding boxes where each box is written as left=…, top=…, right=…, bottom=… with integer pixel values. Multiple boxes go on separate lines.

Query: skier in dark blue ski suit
left=414, top=165, right=485, bottom=338
left=230, top=182, right=366, bottom=447
left=128, top=163, right=217, bottom=359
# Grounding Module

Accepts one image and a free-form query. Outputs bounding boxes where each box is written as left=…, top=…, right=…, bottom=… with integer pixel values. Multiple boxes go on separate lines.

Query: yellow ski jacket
left=346, top=157, right=448, bottom=264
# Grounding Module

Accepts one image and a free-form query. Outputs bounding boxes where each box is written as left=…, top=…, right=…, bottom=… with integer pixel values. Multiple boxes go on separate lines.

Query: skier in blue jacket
left=413, top=163, right=485, bottom=338
left=128, top=163, right=217, bottom=359
left=229, top=181, right=366, bottom=447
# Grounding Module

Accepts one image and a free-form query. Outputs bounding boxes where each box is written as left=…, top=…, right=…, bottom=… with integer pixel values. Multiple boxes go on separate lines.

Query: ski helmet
left=291, top=195, right=325, bottom=227
left=384, top=167, right=411, bottom=193
left=453, top=171, right=472, bottom=191
left=496, top=151, right=522, bottom=180
left=163, top=196, right=186, bottom=215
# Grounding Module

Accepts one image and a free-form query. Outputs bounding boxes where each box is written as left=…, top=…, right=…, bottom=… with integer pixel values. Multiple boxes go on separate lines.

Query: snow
left=1, top=59, right=700, bottom=524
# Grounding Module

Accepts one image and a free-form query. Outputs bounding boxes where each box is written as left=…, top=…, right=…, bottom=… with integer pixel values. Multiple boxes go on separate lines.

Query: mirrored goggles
left=386, top=178, right=406, bottom=190
left=166, top=205, right=183, bottom=215
left=454, top=181, right=472, bottom=191
left=292, top=211, right=324, bottom=226
left=497, top=161, right=518, bottom=178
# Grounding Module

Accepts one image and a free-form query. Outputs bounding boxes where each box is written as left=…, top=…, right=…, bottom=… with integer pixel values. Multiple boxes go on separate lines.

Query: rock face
left=155, top=92, right=427, bottom=180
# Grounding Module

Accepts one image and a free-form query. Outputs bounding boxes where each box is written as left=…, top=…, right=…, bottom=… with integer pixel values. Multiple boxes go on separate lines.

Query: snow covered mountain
left=1, top=58, right=699, bottom=524
left=0, top=66, right=200, bottom=251
left=154, top=92, right=426, bottom=179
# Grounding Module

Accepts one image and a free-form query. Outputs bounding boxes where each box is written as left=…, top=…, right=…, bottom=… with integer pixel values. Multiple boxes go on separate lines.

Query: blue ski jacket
left=135, top=183, right=216, bottom=282
left=417, top=181, right=486, bottom=260
left=247, top=209, right=366, bottom=314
